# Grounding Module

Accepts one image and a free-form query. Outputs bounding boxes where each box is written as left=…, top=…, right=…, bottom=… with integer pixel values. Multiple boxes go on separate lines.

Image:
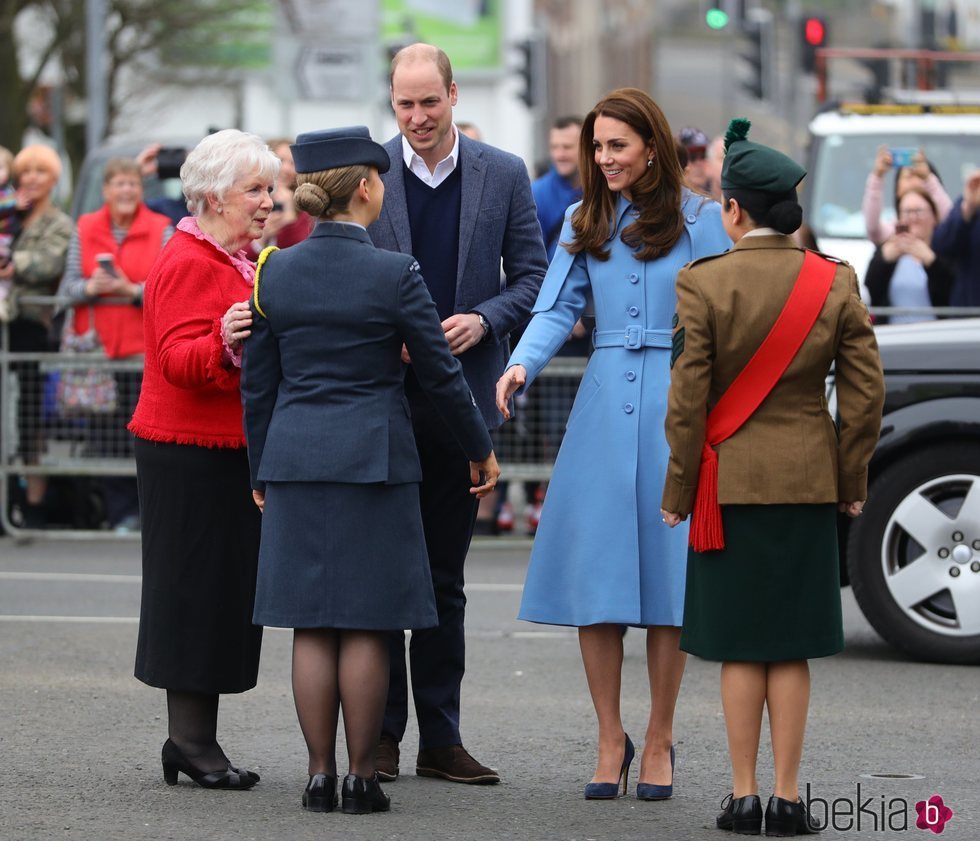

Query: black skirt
left=253, top=481, right=438, bottom=630
left=134, top=439, right=263, bottom=693
left=680, top=504, right=844, bottom=662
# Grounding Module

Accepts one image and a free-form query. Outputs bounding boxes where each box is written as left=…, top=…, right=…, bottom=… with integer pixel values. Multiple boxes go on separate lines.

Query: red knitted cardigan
left=128, top=231, right=252, bottom=448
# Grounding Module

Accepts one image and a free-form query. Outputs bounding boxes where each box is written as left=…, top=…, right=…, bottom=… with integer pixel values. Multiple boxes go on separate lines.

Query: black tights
left=292, top=628, right=389, bottom=778
left=166, top=690, right=228, bottom=772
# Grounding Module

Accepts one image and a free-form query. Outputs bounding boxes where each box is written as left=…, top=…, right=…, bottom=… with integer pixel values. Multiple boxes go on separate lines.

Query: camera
left=889, top=147, right=917, bottom=168
left=156, top=147, right=187, bottom=180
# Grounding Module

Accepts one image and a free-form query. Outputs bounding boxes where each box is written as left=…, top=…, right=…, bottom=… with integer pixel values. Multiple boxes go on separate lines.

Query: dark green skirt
left=680, top=504, right=844, bottom=662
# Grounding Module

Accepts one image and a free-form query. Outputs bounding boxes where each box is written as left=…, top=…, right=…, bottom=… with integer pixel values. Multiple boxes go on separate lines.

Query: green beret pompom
left=723, top=118, right=751, bottom=153
left=720, top=116, right=806, bottom=194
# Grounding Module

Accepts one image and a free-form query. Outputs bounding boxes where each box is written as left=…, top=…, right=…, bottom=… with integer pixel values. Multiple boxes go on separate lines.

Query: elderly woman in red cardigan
left=58, top=157, right=172, bottom=530
left=128, top=129, right=279, bottom=790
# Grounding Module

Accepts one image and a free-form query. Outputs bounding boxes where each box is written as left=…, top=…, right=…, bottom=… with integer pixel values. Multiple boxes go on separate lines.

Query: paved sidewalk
left=1, top=538, right=977, bottom=840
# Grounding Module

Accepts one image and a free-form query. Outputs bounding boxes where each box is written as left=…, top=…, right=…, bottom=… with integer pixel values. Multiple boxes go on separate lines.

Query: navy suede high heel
left=584, top=734, right=635, bottom=800
left=636, top=744, right=675, bottom=801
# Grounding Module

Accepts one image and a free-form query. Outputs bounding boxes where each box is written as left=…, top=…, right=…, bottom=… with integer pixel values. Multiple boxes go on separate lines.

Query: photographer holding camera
left=57, top=156, right=173, bottom=530
left=862, top=145, right=952, bottom=245
left=865, top=184, right=953, bottom=324
left=136, top=143, right=190, bottom=227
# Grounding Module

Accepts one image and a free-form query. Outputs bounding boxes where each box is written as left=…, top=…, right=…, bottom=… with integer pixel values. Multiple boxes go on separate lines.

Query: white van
left=804, top=104, right=980, bottom=282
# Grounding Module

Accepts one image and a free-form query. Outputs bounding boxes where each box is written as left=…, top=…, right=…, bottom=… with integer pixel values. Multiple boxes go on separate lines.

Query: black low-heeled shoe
left=341, top=773, right=391, bottom=814
left=302, top=773, right=338, bottom=812
left=765, top=795, right=824, bottom=836
left=717, top=793, right=763, bottom=835
left=161, top=738, right=258, bottom=790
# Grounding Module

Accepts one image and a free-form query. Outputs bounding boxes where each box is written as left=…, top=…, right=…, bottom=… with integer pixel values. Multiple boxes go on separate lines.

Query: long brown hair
left=568, top=88, right=685, bottom=262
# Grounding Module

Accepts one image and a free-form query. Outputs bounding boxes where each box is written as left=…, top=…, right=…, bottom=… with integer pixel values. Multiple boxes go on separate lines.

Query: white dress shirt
left=401, top=126, right=460, bottom=189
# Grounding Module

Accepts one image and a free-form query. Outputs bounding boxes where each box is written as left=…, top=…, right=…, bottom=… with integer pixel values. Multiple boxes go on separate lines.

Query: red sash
left=689, top=250, right=837, bottom=552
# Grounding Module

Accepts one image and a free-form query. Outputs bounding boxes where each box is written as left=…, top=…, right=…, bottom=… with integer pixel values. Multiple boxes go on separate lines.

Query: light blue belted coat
left=509, top=190, right=731, bottom=627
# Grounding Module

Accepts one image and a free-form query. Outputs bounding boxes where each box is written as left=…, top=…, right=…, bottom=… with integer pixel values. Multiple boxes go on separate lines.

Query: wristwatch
left=476, top=313, right=490, bottom=341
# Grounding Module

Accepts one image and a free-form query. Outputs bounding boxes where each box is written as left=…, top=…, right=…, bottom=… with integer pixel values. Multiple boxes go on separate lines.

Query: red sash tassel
left=690, top=442, right=724, bottom=552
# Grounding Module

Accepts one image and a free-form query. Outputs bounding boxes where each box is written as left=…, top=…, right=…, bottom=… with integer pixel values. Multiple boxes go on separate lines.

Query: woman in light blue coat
left=496, top=89, right=730, bottom=801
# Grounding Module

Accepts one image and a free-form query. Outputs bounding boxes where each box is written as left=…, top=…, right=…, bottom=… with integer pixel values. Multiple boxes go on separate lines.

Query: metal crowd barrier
left=2, top=297, right=978, bottom=543
left=1, top=296, right=143, bottom=540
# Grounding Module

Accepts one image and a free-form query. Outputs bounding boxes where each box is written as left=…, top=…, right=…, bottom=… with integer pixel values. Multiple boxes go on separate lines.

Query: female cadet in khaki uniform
left=661, top=120, right=885, bottom=837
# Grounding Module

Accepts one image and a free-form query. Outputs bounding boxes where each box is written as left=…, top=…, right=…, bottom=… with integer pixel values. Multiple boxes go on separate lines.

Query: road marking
left=0, top=572, right=141, bottom=584
left=0, top=614, right=139, bottom=624
left=0, top=617, right=569, bottom=640
left=467, top=583, right=523, bottom=592
left=0, top=572, right=521, bottom=591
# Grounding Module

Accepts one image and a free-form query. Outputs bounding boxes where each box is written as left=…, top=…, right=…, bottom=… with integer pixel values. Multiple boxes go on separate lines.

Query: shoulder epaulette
left=687, top=249, right=731, bottom=268
left=253, top=245, right=279, bottom=318
left=805, top=247, right=848, bottom=267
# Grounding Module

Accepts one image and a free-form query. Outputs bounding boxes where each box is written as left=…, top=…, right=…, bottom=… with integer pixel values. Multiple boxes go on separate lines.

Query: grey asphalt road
left=1, top=537, right=977, bottom=841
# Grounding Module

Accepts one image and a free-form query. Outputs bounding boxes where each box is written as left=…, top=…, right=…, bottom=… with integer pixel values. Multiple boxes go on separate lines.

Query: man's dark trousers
left=383, top=391, right=480, bottom=749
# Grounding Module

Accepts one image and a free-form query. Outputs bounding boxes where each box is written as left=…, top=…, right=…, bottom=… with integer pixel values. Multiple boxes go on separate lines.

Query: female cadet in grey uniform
left=241, top=127, right=499, bottom=816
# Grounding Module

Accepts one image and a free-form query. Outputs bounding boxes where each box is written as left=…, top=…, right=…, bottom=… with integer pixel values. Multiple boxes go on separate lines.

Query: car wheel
left=847, top=443, right=980, bottom=664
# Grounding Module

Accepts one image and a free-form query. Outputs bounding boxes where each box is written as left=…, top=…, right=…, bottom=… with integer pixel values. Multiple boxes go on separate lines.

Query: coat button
left=628, top=306, right=639, bottom=317
left=628, top=272, right=639, bottom=283
left=626, top=370, right=636, bottom=381
left=686, top=213, right=697, bottom=224
left=624, top=403, right=634, bottom=414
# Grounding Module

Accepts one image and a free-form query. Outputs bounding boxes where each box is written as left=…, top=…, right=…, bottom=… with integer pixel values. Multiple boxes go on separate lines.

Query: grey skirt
left=253, top=481, right=438, bottom=630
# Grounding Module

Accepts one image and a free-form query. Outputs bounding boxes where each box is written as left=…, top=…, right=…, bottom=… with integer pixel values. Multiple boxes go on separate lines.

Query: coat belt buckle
left=624, top=326, right=642, bottom=349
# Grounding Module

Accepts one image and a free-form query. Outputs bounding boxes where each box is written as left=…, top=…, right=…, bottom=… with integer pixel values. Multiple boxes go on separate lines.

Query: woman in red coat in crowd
left=58, top=157, right=172, bottom=529
left=129, top=129, right=280, bottom=790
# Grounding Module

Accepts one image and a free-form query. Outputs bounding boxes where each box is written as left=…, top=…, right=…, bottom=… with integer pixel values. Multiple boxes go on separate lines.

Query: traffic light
left=704, top=0, right=747, bottom=31
left=513, top=39, right=537, bottom=108
left=740, top=13, right=773, bottom=101
left=800, top=15, right=828, bottom=74
left=705, top=0, right=730, bottom=30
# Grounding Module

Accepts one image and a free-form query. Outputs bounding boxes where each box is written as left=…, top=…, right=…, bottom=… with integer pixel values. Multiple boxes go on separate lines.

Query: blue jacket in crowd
left=932, top=196, right=980, bottom=307
left=531, top=167, right=583, bottom=261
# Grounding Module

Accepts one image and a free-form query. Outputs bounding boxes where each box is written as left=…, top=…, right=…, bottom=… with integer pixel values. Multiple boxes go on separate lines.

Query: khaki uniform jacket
left=662, top=234, right=885, bottom=517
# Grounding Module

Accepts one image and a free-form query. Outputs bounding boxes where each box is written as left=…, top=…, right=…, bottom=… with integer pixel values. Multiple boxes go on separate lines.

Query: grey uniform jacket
left=241, top=222, right=493, bottom=492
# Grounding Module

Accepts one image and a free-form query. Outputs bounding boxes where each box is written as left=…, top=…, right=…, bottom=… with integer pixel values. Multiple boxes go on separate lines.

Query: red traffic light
left=804, top=17, right=826, bottom=46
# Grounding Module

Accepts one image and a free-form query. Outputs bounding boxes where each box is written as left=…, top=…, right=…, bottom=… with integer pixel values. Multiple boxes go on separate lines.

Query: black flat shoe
left=302, top=773, right=338, bottom=812
left=161, top=738, right=258, bottom=790
left=765, top=795, right=824, bottom=836
left=717, top=793, right=763, bottom=835
left=341, top=773, right=391, bottom=814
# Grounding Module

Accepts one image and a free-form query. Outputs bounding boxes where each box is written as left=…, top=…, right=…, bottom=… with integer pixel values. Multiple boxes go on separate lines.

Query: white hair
left=180, top=129, right=281, bottom=216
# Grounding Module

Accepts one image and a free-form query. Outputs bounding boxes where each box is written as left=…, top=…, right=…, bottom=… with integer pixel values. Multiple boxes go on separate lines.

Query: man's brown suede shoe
left=416, top=745, right=500, bottom=784
left=375, top=734, right=400, bottom=782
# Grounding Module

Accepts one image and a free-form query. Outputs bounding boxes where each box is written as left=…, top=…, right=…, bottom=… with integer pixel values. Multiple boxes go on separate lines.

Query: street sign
left=280, top=0, right=377, bottom=37
left=295, top=45, right=370, bottom=101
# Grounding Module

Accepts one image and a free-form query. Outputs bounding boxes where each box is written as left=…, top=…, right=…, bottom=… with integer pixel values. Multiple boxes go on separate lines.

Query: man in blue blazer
left=368, top=43, right=547, bottom=785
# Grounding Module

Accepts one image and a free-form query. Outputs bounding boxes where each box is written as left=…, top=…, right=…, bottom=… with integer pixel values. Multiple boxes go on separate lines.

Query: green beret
left=720, top=118, right=806, bottom=193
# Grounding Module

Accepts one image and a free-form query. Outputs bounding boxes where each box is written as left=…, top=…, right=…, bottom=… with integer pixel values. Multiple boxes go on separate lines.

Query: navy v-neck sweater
left=403, top=163, right=462, bottom=322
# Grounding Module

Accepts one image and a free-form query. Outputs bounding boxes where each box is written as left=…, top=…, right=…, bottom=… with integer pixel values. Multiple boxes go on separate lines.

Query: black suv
left=835, top=318, right=980, bottom=664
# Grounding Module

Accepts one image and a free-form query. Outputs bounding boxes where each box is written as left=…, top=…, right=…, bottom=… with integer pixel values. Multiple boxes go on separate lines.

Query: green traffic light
left=706, top=8, right=730, bottom=29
